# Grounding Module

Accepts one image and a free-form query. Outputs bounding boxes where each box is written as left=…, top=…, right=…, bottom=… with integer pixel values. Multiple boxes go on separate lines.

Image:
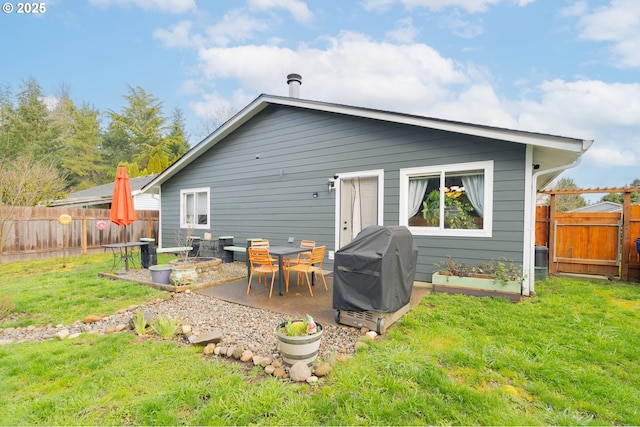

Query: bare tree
left=194, top=103, right=235, bottom=141
left=0, top=155, right=67, bottom=262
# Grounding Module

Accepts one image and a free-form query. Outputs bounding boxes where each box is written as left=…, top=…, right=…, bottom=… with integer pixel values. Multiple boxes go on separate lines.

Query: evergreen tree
left=106, top=86, right=165, bottom=170
left=63, top=103, right=105, bottom=190
left=101, top=120, right=135, bottom=172
left=3, top=77, right=53, bottom=160
left=554, top=177, right=587, bottom=212
left=164, top=106, right=190, bottom=162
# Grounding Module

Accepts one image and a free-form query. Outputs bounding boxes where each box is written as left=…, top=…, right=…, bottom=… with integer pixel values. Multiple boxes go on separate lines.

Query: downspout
left=527, top=156, right=582, bottom=295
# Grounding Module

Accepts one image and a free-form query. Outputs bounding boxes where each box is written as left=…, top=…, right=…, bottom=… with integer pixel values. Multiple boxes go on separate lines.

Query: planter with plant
left=432, top=255, right=524, bottom=300
left=276, top=314, right=323, bottom=365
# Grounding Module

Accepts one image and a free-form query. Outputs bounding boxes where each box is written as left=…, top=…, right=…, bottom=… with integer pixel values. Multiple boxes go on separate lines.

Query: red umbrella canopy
left=110, top=166, right=137, bottom=226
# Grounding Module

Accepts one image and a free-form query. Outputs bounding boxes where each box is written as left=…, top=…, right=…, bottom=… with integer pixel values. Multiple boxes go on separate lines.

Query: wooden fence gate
left=536, top=187, right=640, bottom=282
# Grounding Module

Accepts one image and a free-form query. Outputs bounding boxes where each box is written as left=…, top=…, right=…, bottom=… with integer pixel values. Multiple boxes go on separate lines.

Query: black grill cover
left=333, top=225, right=418, bottom=312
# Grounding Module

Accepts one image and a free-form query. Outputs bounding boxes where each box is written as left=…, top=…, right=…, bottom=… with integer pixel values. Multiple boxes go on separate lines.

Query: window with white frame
left=180, top=188, right=210, bottom=229
left=399, top=161, right=493, bottom=237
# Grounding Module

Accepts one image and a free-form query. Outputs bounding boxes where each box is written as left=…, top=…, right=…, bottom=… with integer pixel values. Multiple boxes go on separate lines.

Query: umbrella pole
left=124, top=225, right=129, bottom=271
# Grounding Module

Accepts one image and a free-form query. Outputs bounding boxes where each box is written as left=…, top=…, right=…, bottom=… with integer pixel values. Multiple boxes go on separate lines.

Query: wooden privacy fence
left=536, top=187, right=640, bottom=282
left=0, top=206, right=159, bottom=263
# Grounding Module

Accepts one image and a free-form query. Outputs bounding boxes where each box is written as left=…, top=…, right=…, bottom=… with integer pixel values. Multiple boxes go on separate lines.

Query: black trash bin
left=140, top=238, right=157, bottom=268
left=534, top=245, right=548, bottom=281
left=333, top=225, right=418, bottom=333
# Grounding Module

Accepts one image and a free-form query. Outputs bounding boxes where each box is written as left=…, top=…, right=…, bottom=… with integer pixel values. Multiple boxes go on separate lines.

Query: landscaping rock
left=190, top=330, right=223, bottom=345
left=289, top=361, right=312, bottom=382
left=55, top=329, right=70, bottom=340
left=240, top=349, right=253, bottom=362
left=273, top=367, right=287, bottom=379
left=313, top=362, right=332, bottom=377
left=83, top=315, right=101, bottom=324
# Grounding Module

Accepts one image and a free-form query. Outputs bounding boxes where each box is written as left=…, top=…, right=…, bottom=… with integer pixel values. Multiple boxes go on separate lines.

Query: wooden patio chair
left=284, top=246, right=328, bottom=297
left=250, top=239, right=276, bottom=283
left=247, top=247, right=279, bottom=298
left=284, top=240, right=316, bottom=284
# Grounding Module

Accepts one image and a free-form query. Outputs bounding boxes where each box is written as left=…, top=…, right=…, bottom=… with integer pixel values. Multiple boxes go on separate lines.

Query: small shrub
left=132, top=311, right=148, bottom=336
left=151, top=315, right=182, bottom=339
left=474, top=258, right=525, bottom=284
left=435, top=255, right=474, bottom=277
left=435, top=256, right=525, bottom=284
left=0, top=294, right=15, bottom=319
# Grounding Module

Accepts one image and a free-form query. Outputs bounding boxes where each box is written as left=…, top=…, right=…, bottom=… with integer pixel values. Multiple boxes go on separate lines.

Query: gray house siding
left=160, top=104, right=527, bottom=282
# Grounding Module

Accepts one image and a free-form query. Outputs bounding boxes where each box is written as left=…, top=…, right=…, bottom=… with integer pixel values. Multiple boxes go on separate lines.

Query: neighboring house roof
left=142, top=94, right=593, bottom=194
left=51, top=174, right=158, bottom=209
left=570, top=202, right=628, bottom=213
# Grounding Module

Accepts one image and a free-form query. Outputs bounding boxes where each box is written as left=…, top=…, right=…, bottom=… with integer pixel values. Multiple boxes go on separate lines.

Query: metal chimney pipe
left=287, top=73, right=302, bottom=98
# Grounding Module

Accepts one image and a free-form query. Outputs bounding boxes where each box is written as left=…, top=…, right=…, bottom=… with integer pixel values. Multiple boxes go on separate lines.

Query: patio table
left=262, top=246, right=310, bottom=296
left=102, top=241, right=149, bottom=273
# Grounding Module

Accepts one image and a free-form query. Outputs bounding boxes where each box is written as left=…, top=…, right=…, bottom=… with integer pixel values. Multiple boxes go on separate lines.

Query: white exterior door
left=335, top=170, right=384, bottom=249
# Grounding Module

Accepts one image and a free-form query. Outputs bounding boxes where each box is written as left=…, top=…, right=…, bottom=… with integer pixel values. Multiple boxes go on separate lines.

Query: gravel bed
left=0, top=264, right=364, bottom=362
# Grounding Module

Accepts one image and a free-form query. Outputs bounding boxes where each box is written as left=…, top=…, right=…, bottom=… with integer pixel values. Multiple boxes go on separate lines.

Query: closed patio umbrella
left=110, top=166, right=137, bottom=271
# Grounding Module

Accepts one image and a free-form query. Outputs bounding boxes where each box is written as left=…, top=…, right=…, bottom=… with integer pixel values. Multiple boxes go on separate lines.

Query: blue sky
left=2, top=0, right=640, bottom=197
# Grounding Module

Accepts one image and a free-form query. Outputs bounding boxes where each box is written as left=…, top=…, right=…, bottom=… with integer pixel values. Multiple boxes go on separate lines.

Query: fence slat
left=1, top=206, right=158, bottom=262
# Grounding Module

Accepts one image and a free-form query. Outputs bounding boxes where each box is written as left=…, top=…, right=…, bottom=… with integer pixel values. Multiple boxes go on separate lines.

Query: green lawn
left=1, top=255, right=639, bottom=425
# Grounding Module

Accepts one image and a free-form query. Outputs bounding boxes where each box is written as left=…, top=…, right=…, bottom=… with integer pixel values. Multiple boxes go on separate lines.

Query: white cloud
left=514, top=79, right=640, bottom=136
left=42, top=96, right=59, bottom=111
left=362, top=0, right=504, bottom=13
left=154, top=20, right=201, bottom=48
left=573, top=0, right=640, bottom=68
left=385, top=17, right=419, bottom=43
left=585, top=144, right=639, bottom=168
left=195, top=31, right=469, bottom=113
left=204, top=10, right=270, bottom=47
left=154, top=10, right=271, bottom=48
left=89, top=0, right=196, bottom=14
left=247, top=0, right=313, bottom=23
left=438, top=10, right=484, bottom=38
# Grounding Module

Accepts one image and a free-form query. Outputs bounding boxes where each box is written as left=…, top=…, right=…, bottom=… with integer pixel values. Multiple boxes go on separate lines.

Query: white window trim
left=399, top=160, right=493, bottom=237
left=180, top=187, right=210, bottom=229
